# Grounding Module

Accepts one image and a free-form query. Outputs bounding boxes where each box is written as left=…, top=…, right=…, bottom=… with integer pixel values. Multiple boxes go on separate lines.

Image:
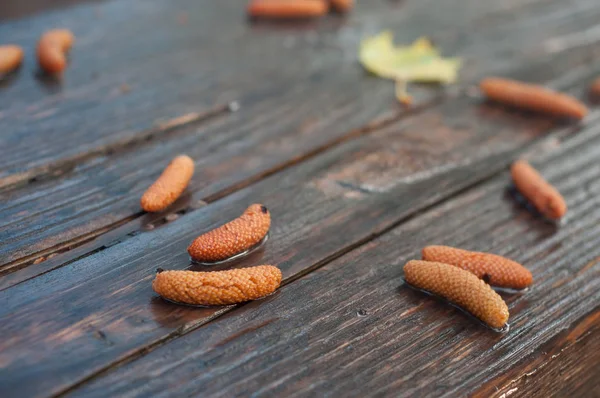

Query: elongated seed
left=422, top=245, right=532, bottom=289
left=153, top=265, right=282, bottom=306
left=37, top=29, right=75, bottom=74
left=248, top=0, right=328, bottom=19
left=330, top=0, right=354, bottom=12
left=403, top=260, right=509, bottom=329
left=511, top=160, right=566, bottom=220
left=480, top=77, right=588, bottom=120
left=188, top=204, right=270, bottom=263
left=140, top=155, right=195, bottom=212
left=0, top=45, right=23, bottom=74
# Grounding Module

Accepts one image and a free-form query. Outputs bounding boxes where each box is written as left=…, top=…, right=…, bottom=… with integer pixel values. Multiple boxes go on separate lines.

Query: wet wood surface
left=4, top=0, right=600, bottom=269
left=1, top=0, right=599, bottom=397
left=68, top=126, right=600, bottom=397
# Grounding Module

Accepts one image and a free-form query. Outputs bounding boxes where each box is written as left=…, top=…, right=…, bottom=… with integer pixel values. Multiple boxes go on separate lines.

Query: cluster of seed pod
left=144, top=60, right=597, bottom=321
left=248, top=0, right=353, bottom=20
left=143, top=155, right=279, bottom=306
left=0, top=29, right=74, bottom=77
left=403, top=245, right=532, bottom=330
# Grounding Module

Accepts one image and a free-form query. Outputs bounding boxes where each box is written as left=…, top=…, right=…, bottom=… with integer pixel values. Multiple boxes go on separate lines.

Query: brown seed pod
left=152, top=265, right=282, bottom=306
left=403, top=260, right=509, bottom=329
left=511, top=160, right=566, bottom=220
left=188, top=204, right=270, bottom=263
left=248, top=0, right=328, bottom=19
left=422, top=245, right=532, bottom=289
left=140, top=155, right=195, bottom=212
left=0, top=45, right=24, bottom=75
left=37, top=29, right=75, bottom=74
left=480, top=77, right=588, bottom=120
left=330, top=0, right=354, bottom=12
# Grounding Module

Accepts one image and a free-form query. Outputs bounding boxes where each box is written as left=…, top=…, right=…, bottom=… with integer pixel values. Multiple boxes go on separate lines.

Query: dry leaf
left=359, top=31, right=461, bottom=84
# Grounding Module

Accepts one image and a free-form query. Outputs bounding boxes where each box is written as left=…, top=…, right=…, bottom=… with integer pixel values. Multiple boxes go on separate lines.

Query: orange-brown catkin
left=403, top=260, right=509, bottom=329
left=248, top=0, right=328, bottom=19
left=188, top=204, right=271, bottom=263
left=0, top=45, right=24, bottom=74
left=511, top=160, right=566, bottom=220
left=153, top=265, right=282, bottom=306
left=140, top=155, right=195, bottom=212
left=422, top=246, right=532, bottom=289
left=480, top=77, right=588, bottom=120
left=330, top=0, right=354, bottom=12
left=37, top=29, right=75, bottom=74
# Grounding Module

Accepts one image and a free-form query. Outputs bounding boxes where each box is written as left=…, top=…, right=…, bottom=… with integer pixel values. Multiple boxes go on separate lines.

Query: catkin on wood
left=480, top=77, right=588, bottom=120
left=404, top=260, right=509, bottom=329
left=0, top=45, right=23, bottom=74
left=511, top=160, right=566, bottom=220
left=422, top=245, right=532, bottom=289
left=330, top=0, right=354, bottom=12
left=37, top=29, right=74, bottom=74
left=248, top=0, right=328, bottom=19
left=153, top=265, right=282, bottom=306
left=188, top=204, right=271, bottom=263
left=140, top=155, right=195, bottom=212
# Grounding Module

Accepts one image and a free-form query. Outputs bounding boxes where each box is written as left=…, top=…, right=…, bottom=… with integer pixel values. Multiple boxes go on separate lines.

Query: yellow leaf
left=359, top=31, right=462, bottom=84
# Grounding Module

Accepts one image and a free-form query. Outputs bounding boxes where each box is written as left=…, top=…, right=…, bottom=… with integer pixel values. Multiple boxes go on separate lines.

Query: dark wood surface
left=6, top=0, right=600, bottom=268
left=1, top=0, right=599, bottom=397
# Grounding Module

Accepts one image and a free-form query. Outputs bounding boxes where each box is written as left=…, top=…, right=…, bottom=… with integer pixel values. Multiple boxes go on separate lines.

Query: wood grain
left=476, top=310, right=600, bottom=397
left=1, top=0, right=600, bottom=397
left=3, top=0, right=600, bottom=277
left=0, top=0, right=430, bottom=184
left=66, top=126, right=600, bottom=397
left=0, top=73, right=597, bottom=397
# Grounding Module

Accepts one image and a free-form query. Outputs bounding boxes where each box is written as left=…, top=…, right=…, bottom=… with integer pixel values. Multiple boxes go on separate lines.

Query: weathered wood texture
left=68, top=125, right=600, bottom=398
left=476, top=310, right=600, bottom=397
left=0, top=0, right=438, bottom=182
left=3, top=0, right=600, bottom=275
left=1, top=78, right=598, bottom=397
left=1, top=0, right=600, bottom=397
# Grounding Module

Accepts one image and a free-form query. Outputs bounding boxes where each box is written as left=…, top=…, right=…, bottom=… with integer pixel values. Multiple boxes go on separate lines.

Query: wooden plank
left=0, top=68, right=597, bottom=397
left=476, top=310, right=600, bottom=397
left=65, top=125, right=600, bottom=398
left=0, top=0, right=444, bottom=184
left=2, top=0, right=599, bottom=276
left=2, top=0, right=593, bottom=184
left=0, top=74, right=398, bottom=268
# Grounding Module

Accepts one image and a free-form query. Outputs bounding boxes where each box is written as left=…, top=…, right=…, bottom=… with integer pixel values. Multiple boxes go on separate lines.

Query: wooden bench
left=0, top=0, right=598, bottom=396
